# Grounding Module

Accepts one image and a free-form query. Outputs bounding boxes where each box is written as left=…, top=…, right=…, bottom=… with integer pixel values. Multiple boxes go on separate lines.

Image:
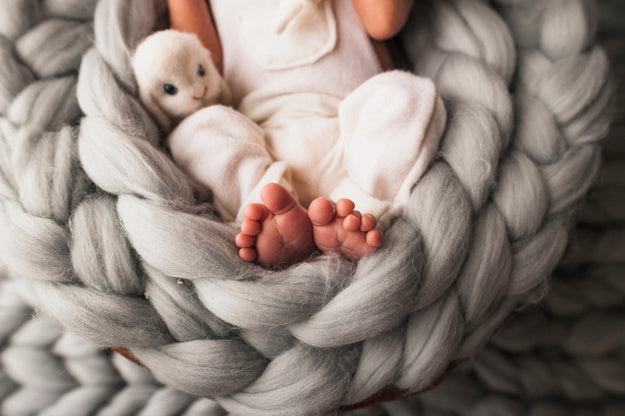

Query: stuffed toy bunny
left=132, top=30, right=232, bottom=131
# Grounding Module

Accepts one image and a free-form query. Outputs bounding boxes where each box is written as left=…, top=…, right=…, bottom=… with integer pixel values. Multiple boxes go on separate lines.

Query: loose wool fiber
left=0, top=0, right=612, bottom=415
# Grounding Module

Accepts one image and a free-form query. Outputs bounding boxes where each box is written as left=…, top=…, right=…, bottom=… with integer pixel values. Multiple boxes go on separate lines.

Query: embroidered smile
left=193, top=86, right=208, bottom=100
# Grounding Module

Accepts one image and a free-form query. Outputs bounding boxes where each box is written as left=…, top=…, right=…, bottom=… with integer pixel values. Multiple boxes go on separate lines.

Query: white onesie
left=168, top=0, right=446, bottom=223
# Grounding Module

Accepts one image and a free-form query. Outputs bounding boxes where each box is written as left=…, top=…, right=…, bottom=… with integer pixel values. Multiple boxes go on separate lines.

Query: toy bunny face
left=132, top=30, right=232, bottom=131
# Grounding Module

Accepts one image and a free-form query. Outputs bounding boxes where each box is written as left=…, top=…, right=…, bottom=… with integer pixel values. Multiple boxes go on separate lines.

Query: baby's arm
left=352, top=0, right=414, bottom=40
left=168, top=0, right=223, bottom=73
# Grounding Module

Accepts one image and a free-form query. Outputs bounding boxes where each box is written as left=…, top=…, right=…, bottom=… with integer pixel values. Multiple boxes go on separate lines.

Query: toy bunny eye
left=198, top=64, right=205, bottom=77
left=163, top=83, right=178, bottom=95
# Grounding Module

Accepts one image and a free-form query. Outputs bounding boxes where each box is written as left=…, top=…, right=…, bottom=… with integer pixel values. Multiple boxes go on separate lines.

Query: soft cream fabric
left=163, top=0, right=446, bottom=223
left=171, top=71, right=446, bottom=221
left=271, top=0, right=325, bottom=34
left=332, top=71, right=447, bottom=221
left=132, top=30, right=231, bottom=131
left=209, top=0, right=381, bottom=105
left=240, top=0, right=336, bottom=69
left=167, top=105, right=293, bottom=222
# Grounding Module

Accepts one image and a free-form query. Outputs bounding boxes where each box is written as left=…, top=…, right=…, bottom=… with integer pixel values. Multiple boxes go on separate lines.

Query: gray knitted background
left=0, top=0, right=620, bottom=415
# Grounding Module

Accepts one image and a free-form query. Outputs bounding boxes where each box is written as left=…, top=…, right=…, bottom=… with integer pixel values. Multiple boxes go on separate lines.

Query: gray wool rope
left=3, top=164, right=625, bottom=416
left=4, top=195, right=625, bottom=416
left=5, top=180, right=625, bottom=416
left=0, top=279, right=227, bottom=416
left=0, top=0, right=613, bottom=415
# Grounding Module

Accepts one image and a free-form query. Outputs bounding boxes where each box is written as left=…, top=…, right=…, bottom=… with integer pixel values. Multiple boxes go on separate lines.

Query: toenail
left=242, top=221, right=261, bottom=235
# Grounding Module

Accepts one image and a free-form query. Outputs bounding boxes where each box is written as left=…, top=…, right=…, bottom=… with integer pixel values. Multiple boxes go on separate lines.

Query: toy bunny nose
left=192, top=86, right=208, bottom=100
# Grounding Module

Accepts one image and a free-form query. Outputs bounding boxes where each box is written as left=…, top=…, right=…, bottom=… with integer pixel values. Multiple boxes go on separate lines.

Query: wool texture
left=2, top=141, right=625, bottom=414
left=0, top=0, right=613, bottom=415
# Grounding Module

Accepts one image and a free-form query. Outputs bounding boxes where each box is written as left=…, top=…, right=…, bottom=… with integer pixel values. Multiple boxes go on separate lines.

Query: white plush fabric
left=169, top=70, right=445, bottom=222
left=210, top=0, right=381, bottom=105
left=271, top=0, right=324, bottom=34
left=131, top=30, right=231, bottom=131
left=242, top=0, right=336, bottom=69
left=167, top=0, right=446, bottom=221
left=167, top=105, right=293, bottom=222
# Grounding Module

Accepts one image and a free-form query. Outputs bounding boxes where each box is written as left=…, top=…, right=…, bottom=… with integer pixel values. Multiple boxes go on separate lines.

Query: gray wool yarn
left=0, top=0, right=613, bottom=415
left=0, top=279, right=227, bottom=416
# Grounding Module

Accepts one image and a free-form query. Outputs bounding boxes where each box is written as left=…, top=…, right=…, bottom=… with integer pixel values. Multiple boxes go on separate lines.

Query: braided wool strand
left=0, top=0, right=612, bottom=414
left=4, top=120, right=625, bottom=416
left=3, top=259, right=624, bottom=416
left=0, top=279, right=227, bottom=416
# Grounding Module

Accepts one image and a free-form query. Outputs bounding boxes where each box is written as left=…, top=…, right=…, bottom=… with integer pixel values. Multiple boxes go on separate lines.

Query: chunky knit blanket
left=0, top=0, right=614, bottom=415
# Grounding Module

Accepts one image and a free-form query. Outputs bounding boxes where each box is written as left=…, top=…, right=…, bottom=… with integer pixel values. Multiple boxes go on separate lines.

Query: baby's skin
left=236, top=183, right=383, bottom=267
left=162, top=0, right=415, bottom=267
left=132, top=29, right=383, bottom=267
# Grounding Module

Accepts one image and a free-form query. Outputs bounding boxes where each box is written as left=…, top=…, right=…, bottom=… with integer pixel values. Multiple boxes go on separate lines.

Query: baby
left=136, top=0, right=446, bottom=268
left=133, top=29, right=383, bottom=266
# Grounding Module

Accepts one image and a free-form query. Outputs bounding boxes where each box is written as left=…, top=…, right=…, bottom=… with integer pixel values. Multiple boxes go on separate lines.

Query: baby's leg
left=236, top=183, right=316, bottom=267
left=331, top=70, right=446, bottom=217
left=168, top=106, right=316, bottom=267
left=168, top=105, right=291, bottom=222
left=237, top=184, right=382, bottom=264
left=308, top=197, right=383, bottom=261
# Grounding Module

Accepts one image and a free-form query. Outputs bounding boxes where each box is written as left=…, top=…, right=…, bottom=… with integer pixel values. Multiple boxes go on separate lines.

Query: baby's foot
left=308, top=198, right=383, bottom=261
left=236, top=183, right=316, bottom=268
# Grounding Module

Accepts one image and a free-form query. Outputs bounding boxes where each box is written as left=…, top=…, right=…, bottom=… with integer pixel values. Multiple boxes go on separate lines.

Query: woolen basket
left=0, top=0, right=612, bottom=414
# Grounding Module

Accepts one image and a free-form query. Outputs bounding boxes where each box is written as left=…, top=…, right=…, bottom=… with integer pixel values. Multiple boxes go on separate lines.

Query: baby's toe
left=260, top=183, right=297, bottom=214
left=361, top=214, right=377, bottom=232
left=335, top=199, right=355, bottom=218
left=244, top=203, right=268, bottom=222
left=241, top=219, right=261, bottom=236
left=343, top=211, right=362, bottom=232
left=366, top=230, right=383, bottom=248
left=309, top=198, right=335, bottom=226
left=239, top=247, right=257, bottom=262
left=236, top=232, right=255, bottom=248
